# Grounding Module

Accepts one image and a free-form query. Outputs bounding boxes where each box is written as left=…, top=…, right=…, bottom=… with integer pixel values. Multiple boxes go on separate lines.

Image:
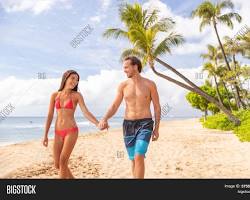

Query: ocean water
left=0, top=116, right=122, bottom=146
left=0, top=116, right=192, bottom=146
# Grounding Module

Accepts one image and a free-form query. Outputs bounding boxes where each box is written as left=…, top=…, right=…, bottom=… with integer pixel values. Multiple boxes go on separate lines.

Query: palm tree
left=192, top=0, right=241, bottom=70
left=192, top=0, right=243, bottom=109
left=216, top=65, right=234, bottom=110
left=103, top=3, right=240, bottom=125
left=200, top=44, right=225, bottom=107
left=201, top=44, right=237, bottom=110
left=240, top=65, right=250, bottom=107
left=237, top=33, right=250, bottom=106
left=202, top=62, right=224, bottom=107
left=200, top=44, right=223, bottom=63
left=239, top=32, right=250, bottom=58
left=223, top=36, right=247, bottom=108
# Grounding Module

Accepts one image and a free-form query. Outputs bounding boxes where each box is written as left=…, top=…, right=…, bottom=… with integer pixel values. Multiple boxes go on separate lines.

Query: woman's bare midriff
left=55, top=110, right=77, bottom=130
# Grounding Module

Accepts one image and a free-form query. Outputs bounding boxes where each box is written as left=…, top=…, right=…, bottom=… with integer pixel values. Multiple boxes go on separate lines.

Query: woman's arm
left=77, top=92, right=99, bottom=127
left=43, top=92, right=56, bottom=146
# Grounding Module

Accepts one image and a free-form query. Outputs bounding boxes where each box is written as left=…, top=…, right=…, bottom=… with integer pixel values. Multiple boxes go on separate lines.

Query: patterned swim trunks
left=123, top=118, right=154, bottom=160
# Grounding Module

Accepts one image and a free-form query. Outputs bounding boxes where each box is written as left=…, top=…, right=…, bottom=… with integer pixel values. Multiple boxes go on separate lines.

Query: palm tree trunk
left=232, top=55, right=241, bottom=84
left=155, top=57, right=206, bottom=91
left=156, top=57, right=225, bottom=107
left=213, top=75, right=224, bottom=107
left=234, top=86, right=241, bottom=109
left=213, top=21, right=242, bottom=109
left=235, top=84, right=246, bottom=109
left=204, top=109, right=208, bottom=121
left=230, top=84, right=240, bottom=109
left=150, top=65, right=241, bottom=125
left=155, top=56, right=223, bottom=103
left=213, top=21, right=231, bottom=71
left=232, top=55, right=247, bottom=109
left=222, top=81, right=233, bottom=111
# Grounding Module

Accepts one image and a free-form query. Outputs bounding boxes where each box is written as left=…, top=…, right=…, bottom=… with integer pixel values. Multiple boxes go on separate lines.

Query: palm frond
left=144, top=9, right=159, bottom=28
left=120, top=48, right=144, bottom=61
left=218, top=13, right=241, bottom=29
left=120, top=3, right=143, bottom=27
left=191, top=1, right=215, bottom=20
left=218, top=0, right=234, bottom=10
left=153, top=33, right=184, bottom=57
left=199, top=18, right=211, bottom=31
left=103, top=28, right=129, bottom=39
left=151, top=17, right=175, bottom=32
left=129, top=25, right=148, bottom=51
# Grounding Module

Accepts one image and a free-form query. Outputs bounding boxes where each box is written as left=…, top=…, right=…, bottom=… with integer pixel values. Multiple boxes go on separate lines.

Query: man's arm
left=102, top=82, right=124, bottom=122
left=150, top=81, right=161, bottom=141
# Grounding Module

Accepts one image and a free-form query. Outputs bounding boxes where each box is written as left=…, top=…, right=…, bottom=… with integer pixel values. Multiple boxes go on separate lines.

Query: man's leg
left=134, top=154, right=145, bottom=178
left=134, top=137, right=151, bottom=179
left=125, top=146, right=136, bottom=178
left=123, top=119, right=137, bottom=178
left=126, top=148, right=135, bottom=178
left=131, top=160, right=135, bottom=178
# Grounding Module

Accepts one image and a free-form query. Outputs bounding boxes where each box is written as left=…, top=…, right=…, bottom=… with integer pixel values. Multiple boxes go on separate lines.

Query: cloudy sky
left=0, top=0, right=249, bottom=117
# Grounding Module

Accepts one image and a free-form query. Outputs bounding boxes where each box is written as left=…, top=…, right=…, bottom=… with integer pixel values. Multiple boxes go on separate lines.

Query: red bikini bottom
left=55, top=126, right=78, bottom=140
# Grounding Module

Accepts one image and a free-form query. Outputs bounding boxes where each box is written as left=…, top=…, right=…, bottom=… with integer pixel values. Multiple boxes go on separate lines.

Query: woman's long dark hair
left=58, top=70, right=80, bottom=91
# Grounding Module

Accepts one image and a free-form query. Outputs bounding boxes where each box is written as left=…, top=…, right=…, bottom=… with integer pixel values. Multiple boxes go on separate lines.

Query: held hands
left=98, top=119, right=109, bottom=131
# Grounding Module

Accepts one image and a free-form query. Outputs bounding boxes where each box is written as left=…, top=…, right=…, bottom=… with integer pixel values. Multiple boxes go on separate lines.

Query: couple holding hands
left=42, top=56, right=161, bottom=179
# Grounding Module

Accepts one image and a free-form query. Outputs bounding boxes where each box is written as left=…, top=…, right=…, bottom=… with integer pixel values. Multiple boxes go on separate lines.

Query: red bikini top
left=55, top=93, right=74, bottom=110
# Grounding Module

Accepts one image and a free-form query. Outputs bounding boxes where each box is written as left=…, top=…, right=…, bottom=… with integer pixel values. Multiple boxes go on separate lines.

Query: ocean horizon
left=0, top=116, right=200, bottom=146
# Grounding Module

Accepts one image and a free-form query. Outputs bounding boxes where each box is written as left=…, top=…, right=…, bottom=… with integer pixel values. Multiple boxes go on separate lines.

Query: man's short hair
left=124, top=56, right=142, bottom=73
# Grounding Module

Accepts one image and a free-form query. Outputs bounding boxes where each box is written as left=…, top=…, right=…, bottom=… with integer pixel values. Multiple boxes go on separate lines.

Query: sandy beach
left=1, top=118, right=250, bottom=179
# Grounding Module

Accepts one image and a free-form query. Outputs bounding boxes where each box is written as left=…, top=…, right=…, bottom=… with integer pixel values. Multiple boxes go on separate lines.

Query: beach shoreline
left=1, top=118, right=250, bottom=179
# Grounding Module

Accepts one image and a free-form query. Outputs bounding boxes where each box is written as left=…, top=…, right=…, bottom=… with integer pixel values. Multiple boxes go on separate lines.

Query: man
left=99, top=56, right=161, bottom=179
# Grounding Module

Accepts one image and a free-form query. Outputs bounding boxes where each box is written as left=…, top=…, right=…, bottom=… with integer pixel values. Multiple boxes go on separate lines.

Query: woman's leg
left=59, top=131, right=78, bottom=179
left=53, top=134, right=64, bottom=170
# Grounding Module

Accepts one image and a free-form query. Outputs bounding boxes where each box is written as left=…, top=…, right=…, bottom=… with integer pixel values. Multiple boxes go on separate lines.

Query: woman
left=42, top=70, right=106, bottom=178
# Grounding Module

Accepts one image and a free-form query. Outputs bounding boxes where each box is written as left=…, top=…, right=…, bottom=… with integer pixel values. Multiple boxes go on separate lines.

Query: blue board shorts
left=123, top=118, right=154, bottom=160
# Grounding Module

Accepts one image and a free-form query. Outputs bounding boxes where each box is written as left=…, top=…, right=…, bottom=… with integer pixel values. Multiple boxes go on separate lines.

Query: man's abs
left=124, top=106, right=152, bottom=120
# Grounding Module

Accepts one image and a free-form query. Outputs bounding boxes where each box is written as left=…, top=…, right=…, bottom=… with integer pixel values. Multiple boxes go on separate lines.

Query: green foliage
left=203, top=113, right=235, bottom=130
left=207, top=103, right=220, bottom=114
left=202, top=110, right=250, bottom=142
left=186, top=81, right=220, bottom=114
left=186, top=92, right=208, bottom=112
left=234, top=110, right=250, bottom=141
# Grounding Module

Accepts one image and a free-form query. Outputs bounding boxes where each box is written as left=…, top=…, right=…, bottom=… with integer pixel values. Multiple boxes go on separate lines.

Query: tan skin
left=42, top=74, right=107, bottom=178
left=99, top=59, right=161, bottom=179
